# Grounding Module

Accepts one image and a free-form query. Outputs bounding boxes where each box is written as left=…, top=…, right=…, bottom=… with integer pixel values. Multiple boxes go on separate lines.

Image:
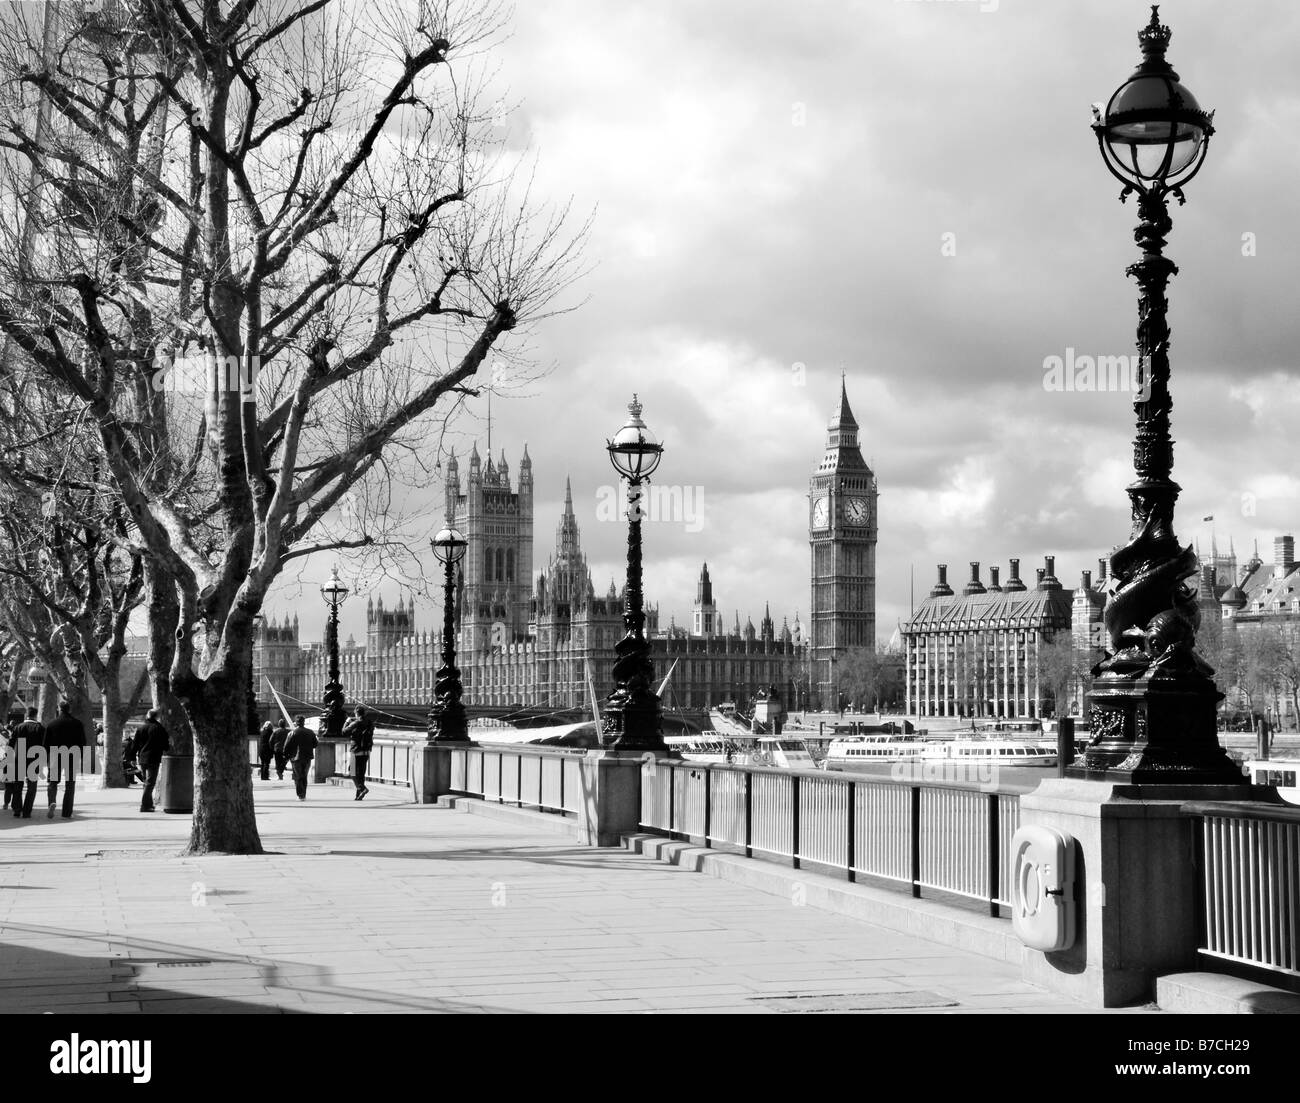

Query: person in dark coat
left=283, top=715, right=319, bottom=801
left=258, top=721, right=274, bottom=780
left=42, top=701, right=86, bottom=819
left=270, top=718, right=290, bottom=780
left=134, top=709, right=171, bottom=813
left=342, top=706, right=374, bottom=800
left=7, top=708, right=40, bottom=814
left=121, top=725, right=140, bottom=786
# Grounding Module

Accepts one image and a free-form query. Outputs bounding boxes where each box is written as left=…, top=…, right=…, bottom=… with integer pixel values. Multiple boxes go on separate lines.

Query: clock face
left=846, top=497, right=870, bottom=526
left=811, top=497, right=829, bottom=529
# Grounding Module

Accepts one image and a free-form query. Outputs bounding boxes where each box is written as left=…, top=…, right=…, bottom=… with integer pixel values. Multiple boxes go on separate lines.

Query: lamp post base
left=1068, top=675, right=1246, bottom=785
left=600, top=690, right=666, bottom=753
left=427, top=703, right=469, bottom=743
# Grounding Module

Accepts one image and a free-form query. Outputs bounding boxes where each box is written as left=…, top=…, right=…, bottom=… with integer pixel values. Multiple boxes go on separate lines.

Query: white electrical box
left=1011, top=824, right=1077, bottom=952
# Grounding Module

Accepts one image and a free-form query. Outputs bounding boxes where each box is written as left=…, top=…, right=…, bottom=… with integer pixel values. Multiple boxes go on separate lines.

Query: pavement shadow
left=0, top=924, right=527, bottom=1014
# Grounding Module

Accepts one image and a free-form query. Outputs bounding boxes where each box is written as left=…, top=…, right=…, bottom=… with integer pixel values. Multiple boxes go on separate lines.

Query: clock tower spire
left=809, top=378, right=878, bottom=709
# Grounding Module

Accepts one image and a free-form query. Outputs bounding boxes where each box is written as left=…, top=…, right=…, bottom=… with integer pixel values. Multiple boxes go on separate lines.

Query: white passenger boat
left=824, top=732, right=1057, bottom=771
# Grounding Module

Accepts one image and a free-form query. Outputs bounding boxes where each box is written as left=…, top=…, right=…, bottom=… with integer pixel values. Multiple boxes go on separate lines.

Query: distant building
left=902, top=557, right=1073, bottom=719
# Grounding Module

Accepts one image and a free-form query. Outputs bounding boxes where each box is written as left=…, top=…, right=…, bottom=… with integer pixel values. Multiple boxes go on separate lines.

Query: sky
left=270, top=0, right=1300, bottom=648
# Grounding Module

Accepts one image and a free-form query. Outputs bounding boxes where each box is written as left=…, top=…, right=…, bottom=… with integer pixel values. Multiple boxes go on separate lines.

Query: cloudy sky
left=275, top=0, right=1300, bottom=647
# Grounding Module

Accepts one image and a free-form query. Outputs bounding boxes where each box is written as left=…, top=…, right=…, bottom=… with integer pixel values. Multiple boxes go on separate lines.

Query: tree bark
left=184, top=668, right=262, bottom=855
left=145, top=560, right=192, bottom=754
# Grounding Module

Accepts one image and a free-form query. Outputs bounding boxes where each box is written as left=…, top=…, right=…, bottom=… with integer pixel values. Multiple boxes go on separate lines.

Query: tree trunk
left=98, top=668, right=127, bottom=787
left=183, top=671, right=263, bottom=855
left=145, top=560, right=193, bottom=753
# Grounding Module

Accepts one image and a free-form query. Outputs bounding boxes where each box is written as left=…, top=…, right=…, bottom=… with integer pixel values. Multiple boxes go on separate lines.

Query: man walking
left=42, top=701, right=86, bottom=819
left=283, top=715, right=319, bottom=801
left=270, top=717, right=290, bottom=780
left=134, top=709, right=171, bottom=813
left=342, top=705, right=374, bottom=800
left=15, top=708, right=43, bottom=818
left=257, top=720, right=274, bottom=780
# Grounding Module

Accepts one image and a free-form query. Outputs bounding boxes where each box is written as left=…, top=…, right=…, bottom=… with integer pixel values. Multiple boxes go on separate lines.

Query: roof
left=903, top=586, right=1073, bottom=634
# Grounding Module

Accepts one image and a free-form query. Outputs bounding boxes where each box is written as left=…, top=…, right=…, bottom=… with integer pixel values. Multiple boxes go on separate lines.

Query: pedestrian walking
left=2, top=711, right=32, bottom=811
left=121, top=725, right=140, bottom=786
left=342, top=705, right=374, bottom=800
left=270, top=717, right=290, bottom=780
left=133, top=709, right=171, bottom=813
left=42, top=701, right=86, bottom=819
left=258, top=721, right=274, bottom=780
left=283, top=715, right=319, bottom=801
left=13, top=708, right=43, bottom=818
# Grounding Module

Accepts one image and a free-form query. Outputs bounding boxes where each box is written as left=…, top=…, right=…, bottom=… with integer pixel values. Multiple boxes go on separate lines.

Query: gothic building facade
left=256, top=448, right=807, bottom=718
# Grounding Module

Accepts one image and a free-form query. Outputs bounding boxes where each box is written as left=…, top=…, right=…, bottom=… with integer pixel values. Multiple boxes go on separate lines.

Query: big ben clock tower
left=809, top=378, right=878, bottom=709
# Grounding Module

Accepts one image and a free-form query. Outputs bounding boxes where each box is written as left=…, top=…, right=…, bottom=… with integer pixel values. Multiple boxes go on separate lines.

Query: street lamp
left=428, top=527, right=469, bottom=742
left=602, top=394, right=667, bottom=752
left=320, top=566, right=349, bottom=739
left=1076, top=6, right=1240, bottom=783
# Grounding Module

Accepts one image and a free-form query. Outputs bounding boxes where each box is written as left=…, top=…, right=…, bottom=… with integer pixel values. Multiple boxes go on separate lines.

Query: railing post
left=911, top=785, right=922, bottom=899
left=744, top=770, right=753, bottom=859
left=847, top=779, right=856, bottom=883
left=539, top=755, right=544, bottom=810
left=704, top=765, right=712, bottom=849
left=517, top=753, right=523, bottom=807
left=987, top=793, right=1000, bottom=918
left=668, top=762, right=676, bottom=840
left=792, top=774, right=801, bottom=871
left=498, top=754, right=504, bottom=804
left=559, top=754, right=565, bottom=813
left=1192, top=811, right=1207, bottom=962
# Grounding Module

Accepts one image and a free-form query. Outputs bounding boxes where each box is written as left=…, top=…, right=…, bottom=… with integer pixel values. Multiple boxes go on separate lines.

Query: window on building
left=507, top=548, right=515, bottom=582
left=484, top=547, right=493, bottom=581
left=496, top=548, right=505, bottom=581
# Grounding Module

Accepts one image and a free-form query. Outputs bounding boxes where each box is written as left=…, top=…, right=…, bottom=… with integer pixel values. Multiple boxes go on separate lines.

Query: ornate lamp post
left=428, top=527, right=469, bottom=742
left=1077, top=6, right=1240, bottom=783
left=320, top=567, right=350, bottom=739
left=602, top=395, right=667, bottom=752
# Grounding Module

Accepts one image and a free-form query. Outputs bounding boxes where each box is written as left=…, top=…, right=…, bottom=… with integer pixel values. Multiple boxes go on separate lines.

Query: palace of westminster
left=249, top=382, right=1300, bottom=724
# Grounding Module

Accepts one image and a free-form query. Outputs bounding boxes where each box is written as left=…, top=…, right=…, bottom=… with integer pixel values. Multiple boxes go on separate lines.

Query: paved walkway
left=0, top=778, right=1143, bottom=1014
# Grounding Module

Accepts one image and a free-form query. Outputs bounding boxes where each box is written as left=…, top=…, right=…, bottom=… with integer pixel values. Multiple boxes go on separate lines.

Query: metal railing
left=245, top=735, right=416, bottom=787
left=448, top=743, right=585, bottom=816
left=640, top=759, right=1020, bottom=916
left=1185, top=800, right=1300, bottom=987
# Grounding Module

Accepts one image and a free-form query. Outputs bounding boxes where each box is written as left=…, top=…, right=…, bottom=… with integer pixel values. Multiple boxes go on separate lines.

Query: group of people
left=257, top=715, right=322, bottom=799
left=256, top=706, right=374, bottom=801
left=2, top=700, right=377, bottom=819
left=2, top=701, right=87, bottom=819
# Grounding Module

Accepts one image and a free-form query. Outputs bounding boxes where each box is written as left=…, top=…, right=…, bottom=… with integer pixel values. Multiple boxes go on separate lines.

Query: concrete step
left=620, top=832, right=1025, bottom=965
left=435, top=795, right=585, bottom=839
left=1156, top=972, right=1300, bottom=1014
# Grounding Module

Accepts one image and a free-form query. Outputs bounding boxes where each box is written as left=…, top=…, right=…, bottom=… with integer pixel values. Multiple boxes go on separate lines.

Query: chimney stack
left=989, top=565, right=1001, bottom=591
left=1041, top=555, right=1062, bottom=590
left=1035, top=567, right=1046, bottom=589
left=1005, top=558, right=1027, bottom=593
left=1275, top=535, right=1295, bottom=577
left=1082, top=569, right=1092, bottom=590
left=1097, top=557, right=1108, bottom=587
left=930, top=564, right=953, bottom=598
left=963, top=562, right=986, bottom=595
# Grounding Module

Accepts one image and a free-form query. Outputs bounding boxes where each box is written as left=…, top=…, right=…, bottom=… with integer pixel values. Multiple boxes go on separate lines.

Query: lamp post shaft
left=323, top=602, right=345, bottom=739
left=428, top=559, right=468, bottom=742
left=602, top=477, right=664, bottom=751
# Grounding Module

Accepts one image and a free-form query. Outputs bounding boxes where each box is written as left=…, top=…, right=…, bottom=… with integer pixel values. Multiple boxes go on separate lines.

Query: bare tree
left=0, top=0, right=585, bottom=852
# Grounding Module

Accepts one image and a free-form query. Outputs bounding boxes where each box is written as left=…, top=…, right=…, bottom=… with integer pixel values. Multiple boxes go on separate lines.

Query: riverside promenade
left=0, top=778, right=1142, bottom=1015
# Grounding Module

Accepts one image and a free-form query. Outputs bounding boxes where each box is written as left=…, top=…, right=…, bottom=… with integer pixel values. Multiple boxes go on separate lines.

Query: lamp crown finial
left=1139, top=5, right=1171, bottom=56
